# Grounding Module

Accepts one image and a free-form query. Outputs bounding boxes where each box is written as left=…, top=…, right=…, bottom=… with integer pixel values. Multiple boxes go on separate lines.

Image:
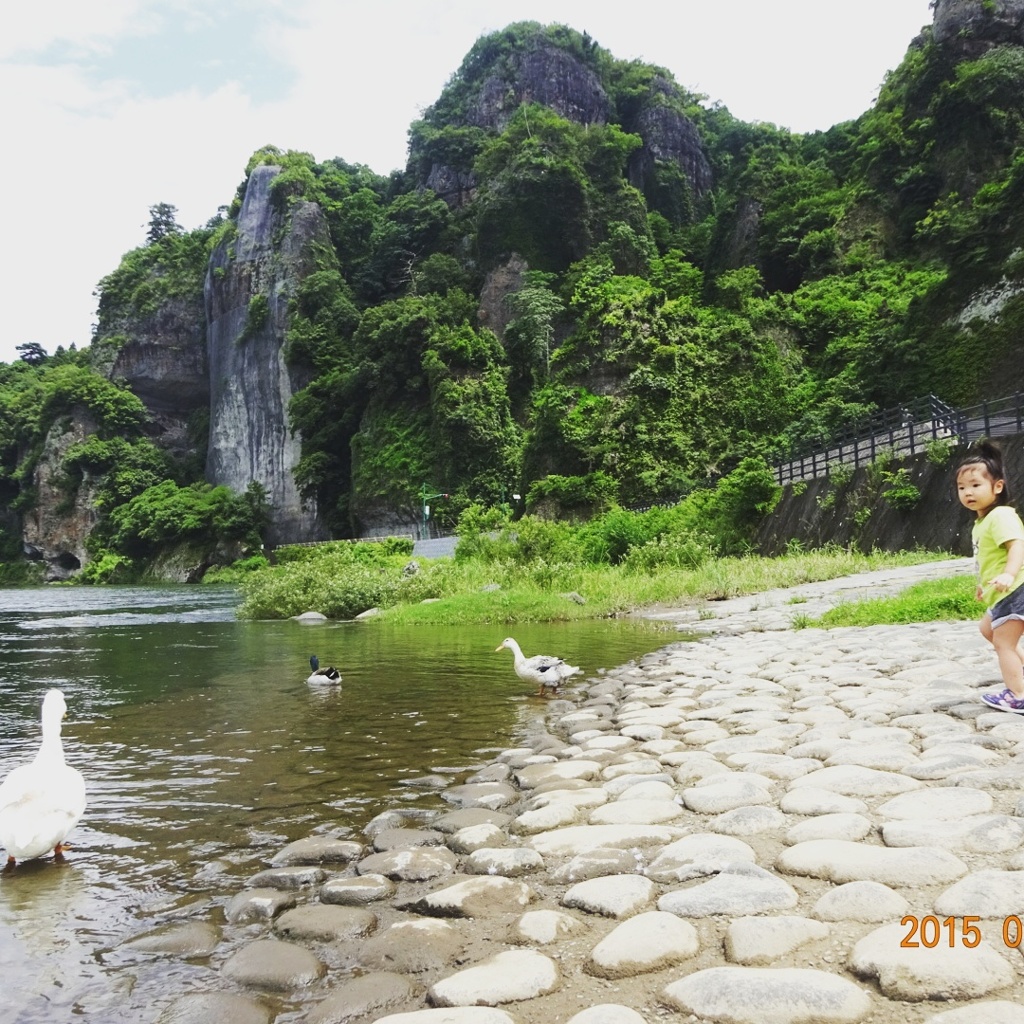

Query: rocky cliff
left=205, top=164, right=329, bottom=546
left=22, top=411, right=102, bottom=580
left=417, top=30, right=711, bottom=217
left=92, top=295, right=208, bottom=460
left=933, top=0, right=1024, bottom=54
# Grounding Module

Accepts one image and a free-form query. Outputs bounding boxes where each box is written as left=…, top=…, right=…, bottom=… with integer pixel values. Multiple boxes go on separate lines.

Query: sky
left=0, top=0, right=935, bottom=366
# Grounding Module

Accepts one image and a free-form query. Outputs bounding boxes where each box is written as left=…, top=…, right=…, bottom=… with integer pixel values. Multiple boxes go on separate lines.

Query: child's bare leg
left=992, top=619, right=1024, bottom=697
left=983, top=611, right=1024, bottom=669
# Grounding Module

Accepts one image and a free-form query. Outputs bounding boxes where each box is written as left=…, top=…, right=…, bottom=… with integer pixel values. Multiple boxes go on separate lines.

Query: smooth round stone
left=464, top=847, right=544, bottom=877
left=663, top=966, right=872, bottom=1024
left=156, top=992, right=272, bottom=1024
left=528, top=824, right=685, bottom=858
left=947, top=768, right=1024, bottom=790
left=779, top=789, right=868, bottom=816
left=468, top=763, right=512, bottom=783
left=358, top=919, right=464, bottom=974
left=566, top=1005, right=647, bottom=1024
left=273, top=904, right=376, bottom=942
left=448, top=823, right=508, bottom=854
left=122, top=922, right=220, bottom=957
left=813, top=881, right=909, bottom=923
left=374, top=1010, right=515, bottom=1024
left=682, top=777, right=773, bottom=814
left=615, top=780, right=677, bottom=801
left=785, top=813, right=873, bottom=845
left=710, top=806, right=788, bottom=835
left=551, top=848, right=644, bottom=884
left=511, top=802, right=582, bottom=834
left=788, top=765, right=922, bottom=796
left=320, top=874, right=395, bottom=905
left=934, top=869, right=1024, bottom=917
left=619, top=724, right=665, bottom=741
left=405, top=876, right=534, bottom=918
left=777, top=840, right=967, bottom=887
left=527, top=787, right=609, bottom=810
left=645, top=834, right=757, bottom=883
left=511, top=909, right=586, bottom=945
left=601, top=759, right=665, bottom=780
left=725, top=916, right=830, bottom=966
left=588, top=799, right=685, bottom=826
left=248, top=865, right=326, bottom=890
left=580, top=735, right=636, bottom=751
left=428, top=949, right=560, bottom=1007
left=876, top=787, right=993, bottom=820
left=824, top=743, right=919, bottom=771
left=562, top=874, right=656, bottom=918
left=515, top=762, right=602, bottom=789
left=373, top=828, right=443, bottom=852
left=304, top=972, right=419, bottom=1024
left=587, top=911, right=699, bottom=978
left=658, top=864, right=798, bottom=918
left=882, top=815, right=1024, bottom=853
left=226, top=888, right=296, bottom=924
left=357, top=846, right=458, bottom=881
left=431, top=809, right=512, bottom=834
left=221, top=939, right=325, bottom=992
left=270, top=837, right=363, bottom=866
left=739, top=756, right=821, bottom=781
left=442, top=782, right=519, bottom=809
left=850, top=923, right=1013, bottom=1000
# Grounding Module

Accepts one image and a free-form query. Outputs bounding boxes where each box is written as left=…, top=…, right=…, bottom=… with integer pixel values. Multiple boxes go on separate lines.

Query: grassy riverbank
left=236, top=464, right=955, bottom=625
left=798, top=575, right=979, bottom=629
left=237, top=540, right=947, bottom=625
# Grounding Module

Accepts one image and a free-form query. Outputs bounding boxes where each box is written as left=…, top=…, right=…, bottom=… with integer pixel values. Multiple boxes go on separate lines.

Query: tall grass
left=237, top=539, right=947, bottom=624
left=806, top=576, right=979, bottom=628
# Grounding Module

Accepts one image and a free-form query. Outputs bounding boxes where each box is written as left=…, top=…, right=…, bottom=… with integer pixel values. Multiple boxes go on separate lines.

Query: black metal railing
left=771, top=392, right=1024, bottom=485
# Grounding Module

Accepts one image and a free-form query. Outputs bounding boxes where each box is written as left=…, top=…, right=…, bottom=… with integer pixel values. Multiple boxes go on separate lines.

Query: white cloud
left=0, top=0, right=934, bottom=364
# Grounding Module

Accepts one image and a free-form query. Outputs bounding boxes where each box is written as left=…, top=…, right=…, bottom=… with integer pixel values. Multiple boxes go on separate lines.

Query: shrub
left=622, top=530, right=716, bottom=573
left=77, top=552, right=134, bottom=584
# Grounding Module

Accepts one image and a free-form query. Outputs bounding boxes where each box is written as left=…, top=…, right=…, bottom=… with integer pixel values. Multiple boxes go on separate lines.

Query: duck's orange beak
left=494, top=643, right=504, bottom=652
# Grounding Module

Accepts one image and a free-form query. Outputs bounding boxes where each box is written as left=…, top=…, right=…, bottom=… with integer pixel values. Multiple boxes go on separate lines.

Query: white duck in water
left=307, top=654, right=342, bottom=685
left=495, top=637, right=580, bottom=695
left=0, top=689, right=87, bottom=870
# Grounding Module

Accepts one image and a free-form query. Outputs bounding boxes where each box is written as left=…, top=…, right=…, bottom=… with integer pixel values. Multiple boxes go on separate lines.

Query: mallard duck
left=495, top=637, right=580, bottom=695
left=307, top=654, right=342, bottom=684
left=0, top=689, right=87, bottom=869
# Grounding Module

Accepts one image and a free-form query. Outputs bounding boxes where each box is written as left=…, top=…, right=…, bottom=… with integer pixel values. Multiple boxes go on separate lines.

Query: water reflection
left=0, top=585, right=675, bottom=1022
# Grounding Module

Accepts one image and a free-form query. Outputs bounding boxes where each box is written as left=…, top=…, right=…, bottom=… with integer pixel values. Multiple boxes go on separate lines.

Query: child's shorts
left=990, top=584, right=1024, bottom=628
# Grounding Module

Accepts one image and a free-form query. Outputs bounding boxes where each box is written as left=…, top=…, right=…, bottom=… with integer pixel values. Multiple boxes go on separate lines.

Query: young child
left=957, top=441, right=1024, bottom=712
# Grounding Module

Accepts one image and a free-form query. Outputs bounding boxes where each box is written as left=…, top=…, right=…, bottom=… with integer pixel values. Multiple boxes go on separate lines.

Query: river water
left=0, top=586, right=675, bottom=1023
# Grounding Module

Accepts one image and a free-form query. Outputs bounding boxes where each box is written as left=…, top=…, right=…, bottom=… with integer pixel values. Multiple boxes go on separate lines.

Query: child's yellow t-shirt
left=973, top=504, right=1024, bottom=608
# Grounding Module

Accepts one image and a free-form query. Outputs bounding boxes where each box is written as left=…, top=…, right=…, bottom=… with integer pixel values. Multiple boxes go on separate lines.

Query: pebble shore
left=151, top=557, right=1024, bottom=1024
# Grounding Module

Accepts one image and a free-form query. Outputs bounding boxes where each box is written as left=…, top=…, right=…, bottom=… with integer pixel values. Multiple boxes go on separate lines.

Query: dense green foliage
left=5, top=15, right=1024, bottom=580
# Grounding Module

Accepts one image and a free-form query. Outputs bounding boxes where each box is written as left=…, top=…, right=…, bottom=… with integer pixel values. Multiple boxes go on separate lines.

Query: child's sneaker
left=981, top=688, right=1024, bottom=713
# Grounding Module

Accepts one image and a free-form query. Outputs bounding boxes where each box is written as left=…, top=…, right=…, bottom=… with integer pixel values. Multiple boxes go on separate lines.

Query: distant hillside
left=3, top=2, right=1024, bottom=580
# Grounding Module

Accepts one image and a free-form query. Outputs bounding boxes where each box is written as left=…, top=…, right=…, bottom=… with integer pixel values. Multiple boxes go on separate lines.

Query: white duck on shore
left=0, top=689, right=87, bottom=870
left=495, top=637, right=580, bottom=695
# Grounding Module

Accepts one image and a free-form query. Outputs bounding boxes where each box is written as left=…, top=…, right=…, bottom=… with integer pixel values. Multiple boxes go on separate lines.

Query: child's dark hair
left=957, top=439, right=1012, bottom=505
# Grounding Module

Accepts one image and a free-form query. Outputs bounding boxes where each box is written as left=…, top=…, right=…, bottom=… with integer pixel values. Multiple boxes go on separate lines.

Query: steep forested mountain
left=3, top=0, right=1024, bottom=580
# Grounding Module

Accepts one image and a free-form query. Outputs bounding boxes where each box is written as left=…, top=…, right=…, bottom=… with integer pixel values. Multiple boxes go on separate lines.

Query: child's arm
left=990, top=538, right=1024, bottom=592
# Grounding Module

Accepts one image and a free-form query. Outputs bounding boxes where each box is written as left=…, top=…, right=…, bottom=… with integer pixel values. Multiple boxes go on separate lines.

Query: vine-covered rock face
left=416, top=32, right=710, bottom=216
left=205, top=164, right=328, bottom=546
left=932, top=0, right=1024, bottom=54
left=23, top=412, right=101, bottom=580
